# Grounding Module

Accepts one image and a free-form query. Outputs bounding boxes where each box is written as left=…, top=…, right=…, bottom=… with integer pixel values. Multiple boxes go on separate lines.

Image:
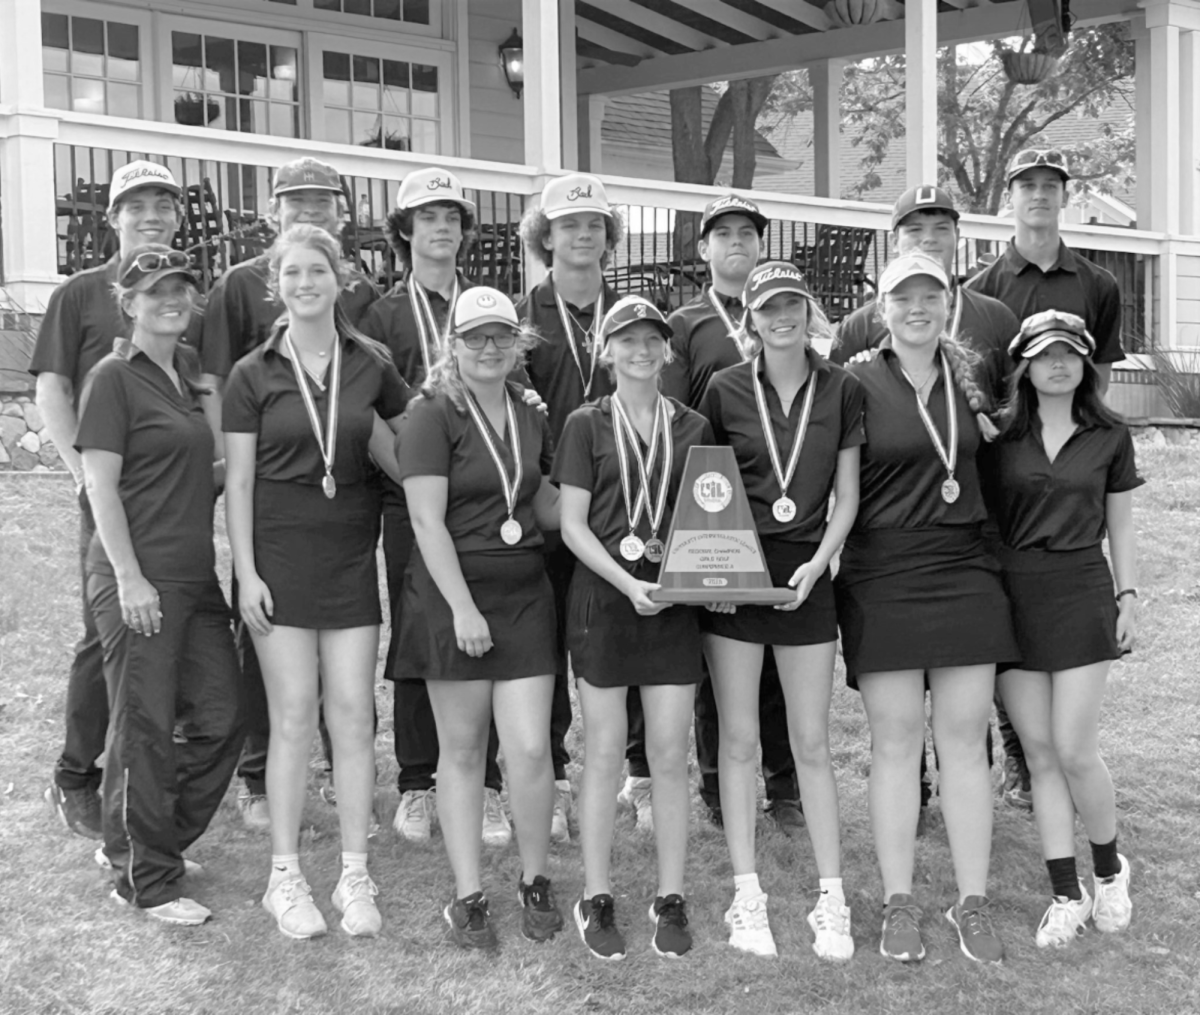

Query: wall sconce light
left=499, top=28, right=524, bottom=99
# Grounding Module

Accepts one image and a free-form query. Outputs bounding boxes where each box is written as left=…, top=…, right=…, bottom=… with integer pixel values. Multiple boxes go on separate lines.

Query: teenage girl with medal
left=698, top=262, right=864, bottom=961
left=554, top=296, right=717, bottom=962
left=223, top=225, right=409, bottom=941
left=394, top=288, right=563, bottom=950
left=834, top=252, right=1018, bottom=965
left=986, top=311, right=1141, bottom=948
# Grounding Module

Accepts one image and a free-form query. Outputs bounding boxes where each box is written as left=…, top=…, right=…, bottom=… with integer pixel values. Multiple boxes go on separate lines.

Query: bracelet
left=1116, top=588, right=1138, bottom=601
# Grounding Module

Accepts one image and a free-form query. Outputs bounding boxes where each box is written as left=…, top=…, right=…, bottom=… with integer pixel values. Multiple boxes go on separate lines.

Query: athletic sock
left=341, top=851, right=369, bottom=875
left=818, top=877, right=845, bottom=906
left=733, top=873, right=763, bottom=903
left=1046, top=856, right=1082, bottom=900
left=1090, top=836, right=1120, bottom=880
left=270, top=854, right=301, bottom=885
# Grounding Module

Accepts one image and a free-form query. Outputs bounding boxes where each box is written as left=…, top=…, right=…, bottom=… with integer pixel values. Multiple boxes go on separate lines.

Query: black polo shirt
left=833, top=288, right=1019, bottom=406
left=700, top=350, right=865, bottom=543
left=551, top=396, right=712, bottom=564
left=515, top=276, right=621, bottom=445
left=396, top=386, right=552, bottom=553
left=965, top=241, right=1124, bottom=365
left=222, top=335, right=408, bottom=486
left=983, top=422, right=1143, bottom=552
left=848, top=348, right=988, bottom=531
left=660, top=288, right=749, bottom=410
left=30, top=257, right=128, bottom=405
left=197, top=254, right=380, bottom=378
left=75, top=343, right=215, bottom=581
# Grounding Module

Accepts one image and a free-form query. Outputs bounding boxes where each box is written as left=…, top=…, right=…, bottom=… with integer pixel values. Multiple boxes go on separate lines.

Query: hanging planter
left=1001, top=49, right=1059, bottom=84
left=824, top=0, right=885, bottom=28
left=174, top=92, right=221, bottom=127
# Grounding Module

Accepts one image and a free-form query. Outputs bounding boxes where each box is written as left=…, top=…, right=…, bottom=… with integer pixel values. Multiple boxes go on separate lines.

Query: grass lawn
left=2, top=441, right=1199, bottom=1015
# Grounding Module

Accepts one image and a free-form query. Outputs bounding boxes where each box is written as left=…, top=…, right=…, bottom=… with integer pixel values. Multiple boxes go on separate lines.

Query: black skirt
left=254, top=479, right=382, bottom=629
left=396, top=549, right=560, bottom=682
left=996, top=544, right=1120, bottom=673
left=834, top=525, right=1018, bottom=689
left=567, top=560, right=702, bottom=688
left=702, top=539, right=838, bottom=646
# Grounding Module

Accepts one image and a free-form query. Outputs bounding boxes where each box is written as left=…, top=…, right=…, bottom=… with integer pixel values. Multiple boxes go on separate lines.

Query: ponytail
left=938, top=333, right=999, bottom=441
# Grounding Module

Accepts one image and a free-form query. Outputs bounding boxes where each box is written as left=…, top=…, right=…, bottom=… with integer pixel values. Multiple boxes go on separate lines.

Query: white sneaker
left=618, top=776, right=654, bottom=834
left=724, top=894, right=778, bottom=957
left=551, top=779, right=572, bottom=843
left=332, top=870, right=382, bottom=937
left=482, top=788, right=513, bottom=847
left=1092, top=854, right=1132, bottom=933
left=262, top=874, right=328, bottom=940
left=393, top=789, right=436, bottom=842
left=1036, top=888, right=1092, bottom=948
left=95, top=846, right=201, bottom=876
left=807, top=892, right=855, bottom=962
left=111, top=889, right=211, bottom=926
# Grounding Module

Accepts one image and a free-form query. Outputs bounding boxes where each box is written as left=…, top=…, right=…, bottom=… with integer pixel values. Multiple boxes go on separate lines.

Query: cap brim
left=747, top=284, right=811, bottom=310
left=1006, top=166, right=1071, bottom=185
left=108, top=182, right=183, bottom=211
left=701, top=210, right=769, bottom=237
left=1017, top=332, right=1093, bottom=358
left=602, top=318, right=671, bottom=342
left=892, top=207, right=960, bottom=230
left=880, top=269, right=949, bottom=294
left=125, top=266, right=198, bottom=291
left=544, top=204, right=612, bottom=221
left=273, top=182, right=345, bottom=196
left=457, top=314, right=519, bottom=331
left=401, top=193, right=477, bottom=214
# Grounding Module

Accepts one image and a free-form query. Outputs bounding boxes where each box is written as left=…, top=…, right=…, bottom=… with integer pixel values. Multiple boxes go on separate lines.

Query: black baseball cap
left=273, top=158, right=344, bottom=197
left=1006, top=148, right=1071, bottom=186
left=116, top=244, right=197, bottom=291
left=700, top=194, right=768, bottom=238
left=600, top=295, right=672, bottom=342
left=742, top=261, right=811, bottom=311
left=1008, top=310, right=1096, bottom=359
left=892, top=185, right=960, bottom=230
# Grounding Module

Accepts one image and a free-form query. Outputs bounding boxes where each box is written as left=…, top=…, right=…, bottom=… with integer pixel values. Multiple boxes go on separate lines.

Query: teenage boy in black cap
left=196, top=156, right=380, bottom=829
left=650, top=194, right=803, bottom=836
left=966, top=150, right=1124, bottom=392
left=33, top=160, right=184, bottom=839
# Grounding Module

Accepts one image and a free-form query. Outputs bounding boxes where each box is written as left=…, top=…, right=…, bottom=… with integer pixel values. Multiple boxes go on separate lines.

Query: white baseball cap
left=453, top=287, right=518, bottom=331
left=108, top=161, right=182, bottom=211
left=396, top=167, right=476, bottom=215
left=877, top=252, right=950, bottom=294
left=540, top=174, right=612, bottom=221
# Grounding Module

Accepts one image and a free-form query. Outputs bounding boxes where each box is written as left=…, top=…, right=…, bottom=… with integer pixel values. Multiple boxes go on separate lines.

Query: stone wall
left=0, top=394, right=65, bottom=472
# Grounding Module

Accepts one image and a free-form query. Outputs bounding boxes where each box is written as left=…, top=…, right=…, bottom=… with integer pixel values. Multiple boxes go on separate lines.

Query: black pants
left=232, top=606, right=270, bottom=796
left=90, top=574, right=243, bottom=908
left=384, top=504, right=502, bottom=792
left=541, top=531, right=576, bottom=782
left=626, top=649, right=800, bottom=807
left=54, top=490, right=108, bottom=793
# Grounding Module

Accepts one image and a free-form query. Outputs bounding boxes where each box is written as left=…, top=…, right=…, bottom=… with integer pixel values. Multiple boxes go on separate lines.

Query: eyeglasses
left=459, top=331, right=518, bottom=350
left=120, top=249, right=193, bottom=287
left=1009, top=149, right=1068, bottom=170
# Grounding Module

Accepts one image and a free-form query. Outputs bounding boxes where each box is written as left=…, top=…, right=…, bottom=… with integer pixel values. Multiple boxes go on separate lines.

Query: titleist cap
left=700, top=194, right=769, bottom=238
left=743, top=261, right=812, bottom=310
left=108, top=161, right=182, bottom=211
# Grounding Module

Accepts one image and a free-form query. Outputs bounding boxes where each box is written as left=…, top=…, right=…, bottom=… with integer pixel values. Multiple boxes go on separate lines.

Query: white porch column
left=1180, top=29, right=1200, bottom=235
left=0, top=0, right=62, bottom=310
left=522, top=0, right=562, bottom=173
left=578, top=95, right=607, bottom=174
left=1132, top=17, right=1152, bottom=229
left=905, top=0, right=938, bottom=187
left=811, top=59, right=844, bottom=199
left=559, top=0, right=578, bottom=170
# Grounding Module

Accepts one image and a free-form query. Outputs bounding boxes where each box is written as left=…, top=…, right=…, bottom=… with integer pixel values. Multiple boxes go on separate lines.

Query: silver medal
left=322, top=473, right=336, bottom=499
left=941, top=478, right=960, bottom=504
left=620, top=534, right=645, bottom=561
left=500, top=518, right=522, bottom=545
left=772, top=496, right=797, bottom=523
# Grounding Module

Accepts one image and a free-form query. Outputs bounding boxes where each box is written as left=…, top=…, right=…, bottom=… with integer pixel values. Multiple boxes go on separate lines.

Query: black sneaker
left=518, top=875, right=564, bottom=942
left=574, top=894, right=626, bottom=960
left=649, top=894, right=692, bottom=958
left=766, top=799, right=805, bottom=836
left=44, top=784, right=102, bottom=840
left=444, top=891, right=498, bottom=950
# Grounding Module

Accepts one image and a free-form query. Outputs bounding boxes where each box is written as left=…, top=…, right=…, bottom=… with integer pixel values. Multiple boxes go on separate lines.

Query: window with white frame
left=42, top=12, right=143, bottom=118
left=320, top=50, right=441, bottom=152
left=312, top=0, right=430, bottom=25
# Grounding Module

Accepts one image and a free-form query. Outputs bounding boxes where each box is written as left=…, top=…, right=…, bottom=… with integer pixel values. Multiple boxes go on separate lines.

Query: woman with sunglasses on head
left=986, top=311, right=1141, bottom=949
left=554, top=296, right=716, bottom=962
left=223, top=224, right=409, bottom=941
left=835, top=252, right=1019, bottom=965
left=77, top=244, right=242, bottom=926
left=394, top=287, right=563, bottom=950
left=698, top=263, right=864, bottom=961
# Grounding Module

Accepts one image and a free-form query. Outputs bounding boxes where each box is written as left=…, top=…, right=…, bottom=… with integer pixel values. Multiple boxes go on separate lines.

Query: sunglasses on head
left=1011, top=149, right=1068, bottom=170
left=459, top=330, right=517, bottom=351
left=121, top=249, right=193, bottom=286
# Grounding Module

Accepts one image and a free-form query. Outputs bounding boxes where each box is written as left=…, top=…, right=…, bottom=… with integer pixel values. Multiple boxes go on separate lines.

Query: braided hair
left=937, top=333, right=999, bottom=440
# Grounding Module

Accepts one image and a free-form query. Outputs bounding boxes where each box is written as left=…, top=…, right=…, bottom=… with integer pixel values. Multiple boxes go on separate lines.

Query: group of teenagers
left=32, top=146, right=1142, bottom=968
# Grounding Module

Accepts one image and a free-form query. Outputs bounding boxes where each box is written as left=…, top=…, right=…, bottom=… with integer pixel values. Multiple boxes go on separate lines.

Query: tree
left=764, top=24, right=1135, bottom=215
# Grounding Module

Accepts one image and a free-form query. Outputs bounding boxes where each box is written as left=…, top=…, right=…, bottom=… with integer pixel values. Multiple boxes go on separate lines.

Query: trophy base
left=649, top=587, right=797, bottom=605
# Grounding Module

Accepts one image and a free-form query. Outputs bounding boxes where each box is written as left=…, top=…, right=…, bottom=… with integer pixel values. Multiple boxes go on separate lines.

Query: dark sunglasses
left=120, top=249, right=193, bottom=287
left=459, top=331, right=517, bottom=351
left=1010, top=149, right=1068, bottom=170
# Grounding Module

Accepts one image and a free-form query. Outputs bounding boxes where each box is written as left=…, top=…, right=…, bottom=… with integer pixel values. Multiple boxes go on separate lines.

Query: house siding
left=467, top=0, right=524, bottom=164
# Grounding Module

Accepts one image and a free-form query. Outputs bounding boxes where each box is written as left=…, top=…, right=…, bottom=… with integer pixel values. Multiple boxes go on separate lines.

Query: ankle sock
left=1046, top=856, right=1082, bottom=900
left=341, top=851, right=369, bottom=875
left=733, top=873, right=763, bottom=902
left=270, top=854, right=301, bottom=884
left=1090, top=836, right=1120, bottom=880
left=818, top=877, right=845, bottom=905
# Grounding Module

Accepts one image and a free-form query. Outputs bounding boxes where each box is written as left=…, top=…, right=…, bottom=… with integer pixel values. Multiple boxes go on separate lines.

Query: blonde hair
left=742, top=296, right=835, bottom=360
left=421, top=321, right=541, bottom=412
left=595, top=321, right=675, bottom=380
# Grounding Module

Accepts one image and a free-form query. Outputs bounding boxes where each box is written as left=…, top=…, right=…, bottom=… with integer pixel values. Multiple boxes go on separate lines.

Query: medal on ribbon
left=284, top=330, right=341, bottom=499
left=751, top=354, right=818, bottom=524
left=554, top=281, right=604, bottom=398
left=463, top=389, right=525, bottom=544
left=707, top=288, right=751, bottom=363
left=900, top=349, right=960, bottom=504
left=611, top=395, right=673, bottom=563
left=410, top=277, right=459, bottom=374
